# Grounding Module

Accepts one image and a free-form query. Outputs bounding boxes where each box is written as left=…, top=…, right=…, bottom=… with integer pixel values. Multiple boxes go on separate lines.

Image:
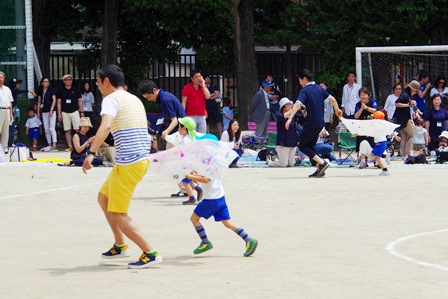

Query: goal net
left=356, top=46, right=448, bottom=107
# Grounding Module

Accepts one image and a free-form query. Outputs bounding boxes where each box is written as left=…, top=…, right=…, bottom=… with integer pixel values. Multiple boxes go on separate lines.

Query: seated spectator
left=424, top=94, right=448, bottom=151
left=413, top=118, right=429, bottom=155
left=63, top=117, right=104, bottom=166
left=220, top=119, right=242, bottom=168
left=268, top=98, right=299, bottom=167
left=435, top=131, right=448, bottom=163
left=314, top=128, right=337, bottom=163
left=354, top=87, right=377, bottom=166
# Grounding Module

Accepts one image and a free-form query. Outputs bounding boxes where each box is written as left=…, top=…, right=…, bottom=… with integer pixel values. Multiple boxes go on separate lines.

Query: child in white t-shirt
left=25, top=108, right=42, bottom=151
left=413, top=118, right=429, bottom=155
left=185, top=171, right=258, bottom=257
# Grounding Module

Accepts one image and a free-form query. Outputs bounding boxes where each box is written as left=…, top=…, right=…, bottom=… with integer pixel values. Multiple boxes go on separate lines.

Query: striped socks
left=235, top=227, right=251, bottom=243
left=195, top=225, right=209, bottom=244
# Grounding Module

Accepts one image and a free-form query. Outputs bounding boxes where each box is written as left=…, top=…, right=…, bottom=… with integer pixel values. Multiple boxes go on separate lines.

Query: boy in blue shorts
left=25, top=108, right=42, bottom=151
left=184, top=172, right=258, bottom=257
left=358, top=110, right=401, bottom=176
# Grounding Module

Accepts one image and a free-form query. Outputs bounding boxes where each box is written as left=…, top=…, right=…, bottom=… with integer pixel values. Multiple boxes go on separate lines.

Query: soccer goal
left=356, top=45, right=448, bottom=107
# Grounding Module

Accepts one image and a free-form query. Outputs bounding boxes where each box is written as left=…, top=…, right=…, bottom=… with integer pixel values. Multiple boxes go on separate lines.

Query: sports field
left=1, top=151, right=447, bottom=299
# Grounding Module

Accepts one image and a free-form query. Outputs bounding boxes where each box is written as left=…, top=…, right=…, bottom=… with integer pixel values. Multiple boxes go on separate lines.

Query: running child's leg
left=222, top=220, right=258, bottom=257
left=190, top=213, right=213, bottom=254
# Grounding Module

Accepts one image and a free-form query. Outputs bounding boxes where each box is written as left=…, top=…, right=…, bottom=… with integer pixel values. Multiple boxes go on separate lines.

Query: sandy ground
left=0, top=150, right=447, bottom=299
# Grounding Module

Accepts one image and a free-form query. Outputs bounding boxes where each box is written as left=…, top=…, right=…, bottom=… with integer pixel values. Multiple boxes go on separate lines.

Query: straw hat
left=62, top=74, right=73, bottom=80
left=79, top=117, right=93, bottom=127
left=407, top=80, right=420, bottom=91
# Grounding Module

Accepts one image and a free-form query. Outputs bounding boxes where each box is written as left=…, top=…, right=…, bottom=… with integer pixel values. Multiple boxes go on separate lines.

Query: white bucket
left=9, top=146, right=29, bottom=162
left=0, top=144, right=6, bottom=163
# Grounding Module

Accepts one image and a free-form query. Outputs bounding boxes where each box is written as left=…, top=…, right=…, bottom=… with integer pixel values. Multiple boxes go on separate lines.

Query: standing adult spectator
left=204, top=75, right=223, bottom=137
left=82, top=64, right=162, bottom=269
left=320, top=81, right=333, bottom=131
left=395, top=81, right=418, bottom=157
left=139, top=80, right=188, bottom=198
left=430, top=75, right=448, bottom=97
left=57, top=74, right=84, bottom=151
left=8, top=78, right=36, bottom=147
left=182, top=69, right=211, bottom=134
left=139, top=80, right=186, bottom=137
left=0, top=71, right=13, bottom=153
left=251, top=81, right=274, bottom=137
left=222, top=97, right=234, bottom=131
left=424, top=94, right=448, bottom=151
left=37, top=77, right=58, bottom=151
left=264, top=74, right=281, bottom=120
left=81, top=81, right=95, bottom=123
left=384, top=83, right=402, bottom=121
left=268, top=97, right=299, bottom=168
left=286, top=69, right=342, bottom=177
left=341, top=71, right=361, bottom=118
left=413, top=70, right=431, bottom=113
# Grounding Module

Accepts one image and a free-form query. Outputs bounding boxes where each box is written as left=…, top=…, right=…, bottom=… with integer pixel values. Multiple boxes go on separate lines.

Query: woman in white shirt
left=384, top=83, right=402, bottom=121
left=430, top=75, right=448, bottom=97
left=220, top=119, right=242, bottom=168
left=81, top=81, right=95, bottom=121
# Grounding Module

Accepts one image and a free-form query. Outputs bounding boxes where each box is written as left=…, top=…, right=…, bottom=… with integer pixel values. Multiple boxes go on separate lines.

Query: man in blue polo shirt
left=139, top=80, right=186, bottom=137
left=286, top=69, right=342, bottom=178
left=413, top=70, right=432, bottom=113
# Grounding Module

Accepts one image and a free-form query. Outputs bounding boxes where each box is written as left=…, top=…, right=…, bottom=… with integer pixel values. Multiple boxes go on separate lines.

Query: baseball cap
left=261, top=81, right=275, bottom=87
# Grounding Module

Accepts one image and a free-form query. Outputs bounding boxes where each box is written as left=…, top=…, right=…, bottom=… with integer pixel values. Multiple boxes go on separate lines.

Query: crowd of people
left=1, top=67, right=448, bottom=174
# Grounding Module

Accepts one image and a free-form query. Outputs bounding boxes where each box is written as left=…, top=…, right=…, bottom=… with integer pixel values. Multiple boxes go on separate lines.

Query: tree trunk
left=231, top=0, right=259, bottom=130
left=32, top=0, right=51, bottom=78
left=101, top=0, right=119, bottom=66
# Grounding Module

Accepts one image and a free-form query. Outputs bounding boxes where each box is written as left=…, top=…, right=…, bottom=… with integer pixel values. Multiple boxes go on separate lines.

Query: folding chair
left=337, top=131, right=357, bottom=164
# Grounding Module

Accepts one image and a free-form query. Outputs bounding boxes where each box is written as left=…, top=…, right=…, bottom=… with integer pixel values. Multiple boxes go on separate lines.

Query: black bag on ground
left=256, top=148, right=267, bottom=161
left=405, top=154, right=428, bottom=164
left=436, top=151, right=448, bottom=163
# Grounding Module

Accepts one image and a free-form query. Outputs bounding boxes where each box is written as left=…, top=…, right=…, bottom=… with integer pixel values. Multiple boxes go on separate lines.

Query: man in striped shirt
left=82, top=64, right=162, bottom=269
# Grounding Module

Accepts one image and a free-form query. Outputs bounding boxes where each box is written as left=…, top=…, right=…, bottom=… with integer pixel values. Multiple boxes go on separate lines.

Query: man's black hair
left=138, top=80, right=158, bottom=95
left=297, top=69, right=314, bottom=81
left=190, top=68, right=202, bottom=78
left=98, top=64, right=125, bottom=87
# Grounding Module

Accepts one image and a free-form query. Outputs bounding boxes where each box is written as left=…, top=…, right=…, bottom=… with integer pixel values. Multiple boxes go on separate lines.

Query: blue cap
left=261, top=81, right=275, bottom=87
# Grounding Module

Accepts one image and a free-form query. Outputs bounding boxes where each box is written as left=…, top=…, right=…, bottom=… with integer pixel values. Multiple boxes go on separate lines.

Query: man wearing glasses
left=57, top=74, right=83, bottom=151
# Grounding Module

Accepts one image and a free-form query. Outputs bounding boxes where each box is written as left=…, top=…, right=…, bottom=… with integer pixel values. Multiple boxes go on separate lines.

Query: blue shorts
left=182, top=178, right=192, bottom=183
left=372, top=141, right=387, bottom=157
left=194, top=196, right=230, bottom=221
left=29, top=127, right=39, bottom=140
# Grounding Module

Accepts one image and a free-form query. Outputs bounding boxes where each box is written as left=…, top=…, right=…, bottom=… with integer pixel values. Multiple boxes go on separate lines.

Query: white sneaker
left=379, top=170, right=390, bottom=176
left=359, top=160, right=367, bottom=169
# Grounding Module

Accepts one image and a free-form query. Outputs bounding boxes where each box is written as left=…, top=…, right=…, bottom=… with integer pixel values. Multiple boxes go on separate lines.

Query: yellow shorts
left=99, top=159, right=149, bottom=213
left=62, top=111, right=80, bottom=131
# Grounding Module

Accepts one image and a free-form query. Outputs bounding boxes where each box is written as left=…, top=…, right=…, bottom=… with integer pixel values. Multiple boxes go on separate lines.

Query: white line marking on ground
left=0, top=173, right=157, bottom=200
left=0, top=182, right=101, bottom=200
left=386, top=229, right=448, bottom=272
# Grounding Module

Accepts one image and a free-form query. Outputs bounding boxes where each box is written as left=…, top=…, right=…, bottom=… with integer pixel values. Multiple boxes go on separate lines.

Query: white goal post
left=356, top=45, right=448, bottom=104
